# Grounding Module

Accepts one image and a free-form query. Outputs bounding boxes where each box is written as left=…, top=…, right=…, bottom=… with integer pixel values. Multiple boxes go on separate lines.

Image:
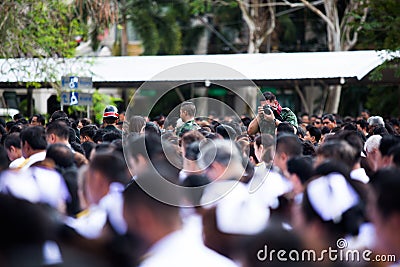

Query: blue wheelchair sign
left=69, top=77, right=79, bottom=89
left=70, top=92, right=79, bottom=105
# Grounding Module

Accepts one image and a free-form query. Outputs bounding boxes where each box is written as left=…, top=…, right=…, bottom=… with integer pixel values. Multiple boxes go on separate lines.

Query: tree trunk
left=27, top=87, right=33, bottom=117
left=324, top=84, right=342, bottom=114
left=120, top=0, right=128, bottom=57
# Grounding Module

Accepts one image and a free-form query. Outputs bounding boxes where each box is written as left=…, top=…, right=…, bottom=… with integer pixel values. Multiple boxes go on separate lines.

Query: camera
left=263, top=105, right=272, bottom=115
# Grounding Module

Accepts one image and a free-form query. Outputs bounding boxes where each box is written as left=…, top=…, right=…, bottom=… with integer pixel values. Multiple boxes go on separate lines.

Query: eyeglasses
left=313, top=121, right=321, bottom=125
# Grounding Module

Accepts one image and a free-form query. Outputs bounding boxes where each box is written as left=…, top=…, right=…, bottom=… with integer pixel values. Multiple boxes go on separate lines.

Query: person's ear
left=9, top=145, right=16, bottom=153
left=280, top=151, right=288, bottom=162
left=259, top=144, right=264, bottom=153
left=47, top=133, right=56, bottom=143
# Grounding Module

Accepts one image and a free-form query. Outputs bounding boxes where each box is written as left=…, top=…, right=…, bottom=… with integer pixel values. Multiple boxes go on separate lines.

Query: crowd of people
left=0, top=91, right=400, bottom=267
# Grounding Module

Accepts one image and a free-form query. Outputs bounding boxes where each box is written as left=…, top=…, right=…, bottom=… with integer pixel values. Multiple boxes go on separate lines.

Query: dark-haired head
left=301, top=161, right=365, bottom=242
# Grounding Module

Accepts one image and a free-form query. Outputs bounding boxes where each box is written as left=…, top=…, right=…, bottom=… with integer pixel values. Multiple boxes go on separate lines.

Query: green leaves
left=359, top=0, right=400, bottom=51
left=0, top=0, right=83, bottom=59
left=126, top=0, right=197, bottom=55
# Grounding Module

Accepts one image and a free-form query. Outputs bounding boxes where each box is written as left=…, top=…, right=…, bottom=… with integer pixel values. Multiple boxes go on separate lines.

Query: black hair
left=0, top=194, right=55, bottom=264
left=385, top=122, right=396, bottom=135
left=216, top=124, right=237, bottom=140
left=181, top=174, right=210, bottom=205
left=276, top=134, right=302, bottom=158
left=316, top=139, right=356, bottom=169
left=69, top=127, right=80, bottom=144
left=0, top=145, right=9, bottom=171
left=71, top=142, right=85, bottom=156
left=9, top=123, right=24, bottom=133
left=50, top=110, right=69, bottom=124
left=373, top=126, right=389, bottom=136
left=4, top=132, right=21, bottom=150
left=127, top=134, right=162, bottom=162
left=92, top=128, right=105, bottom=144
left=30, top=114, right=46, bottom=125
left=13, top=113, right=23, bottom=121
left=153, top=115, right=165, bottom=128
left=5, top=121, right=16, bottom=131
left=80, top=125, right=98, bottom=139
left=46, top=143, right=74, bottom=168
left=302, top=140, right=316, bottom=157
left=388, top=143, right=400, bottom=169
left=20, top=126, right=47, bottom=150
left=184, top=141, right=201, bottom=161
left=262, top=91, right=276, bottom=101
left=320, top=126, right=331, bottom=135
left=277, top=122, right=295, bottom=135
left=181, top=129, right=204, bottom=146
left=241, top=117, right=251, bottom=128
left=144, top=122, right=161, bottom=136
left=111, top=139, right=124, bottom=156
left=103, top=131, right=122, bottom=142
left=46, top=121, right=70, bottom=140
left=342, top=122, right=357, bottom=131
left=306, top=125, right=321, bottom=143
left=379, top=135, right=400, bottom=157
left=79, top=118, right=92, bottom=127
left=103, top=117, right=118, bottom=125
left=124, top=173, right=180, bottom=221
left=90, top=153, right=129, bottom=185
left=356, top=119, right=368, bottom=130
left=296, top=126, right=305, bottom=139
left=371, top=167, right=400, bottom=217
left=287, top=156, right=313, bottom=184
left=81, top=141, right=96, bottom=160
left=322, top=114, right=335, bottom=122
left=335, top=130, right=364, bottom=163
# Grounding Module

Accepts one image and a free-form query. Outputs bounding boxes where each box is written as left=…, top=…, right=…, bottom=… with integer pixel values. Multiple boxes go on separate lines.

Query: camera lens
left=263, top=106, right=271, bottom=115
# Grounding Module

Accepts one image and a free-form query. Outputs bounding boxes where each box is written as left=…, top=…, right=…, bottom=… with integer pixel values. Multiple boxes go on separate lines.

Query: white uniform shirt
left=0, top=167, right=70, bottom=209
left=66, top=182, right=127, bottom=238
left=350, top=168, right=370, bottom=184
left=249, top=164, right=292, bottom=209
left=9, top=156, right=25, bottom=169
left=20, top=151, right=46, bottom=170
left=139, top=230, right=238, bottom=267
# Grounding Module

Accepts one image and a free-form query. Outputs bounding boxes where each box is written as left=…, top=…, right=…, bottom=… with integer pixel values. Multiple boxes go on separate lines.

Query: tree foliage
left=74, top=0, right=119, bottom=51
left=359, top=0, right=400, bottom=51
left=125, top=0, right=189, bottom=55
left=0, top=0, right=84, bottom=58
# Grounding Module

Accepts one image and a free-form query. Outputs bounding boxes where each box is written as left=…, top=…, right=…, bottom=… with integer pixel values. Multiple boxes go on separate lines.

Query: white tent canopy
left=0, top=50, right=393, bottom=85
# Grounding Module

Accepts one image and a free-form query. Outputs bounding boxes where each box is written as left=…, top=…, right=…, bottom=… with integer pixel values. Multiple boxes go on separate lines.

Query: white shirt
left=351, top=168, right=370, bottom=184
left=66, top=182, right=127, bottom=238
left=201, top=180, right=269, bottom=235
left=65, top=205, right=108, bottom=239
left=249, top=164, right=292, bottom=209
left=140, top=230, right=237, bottom=267
left=20, top=151, right=46, bottom=170
left=0, top=167, right=70, bottom=209
left=9, top=156, right=25, bottom=169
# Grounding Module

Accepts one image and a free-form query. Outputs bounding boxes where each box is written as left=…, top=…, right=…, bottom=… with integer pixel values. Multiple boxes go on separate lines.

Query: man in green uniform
left=176, top=101, right=200, bottom=137
left=248, top=91, right=298, bottom=136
